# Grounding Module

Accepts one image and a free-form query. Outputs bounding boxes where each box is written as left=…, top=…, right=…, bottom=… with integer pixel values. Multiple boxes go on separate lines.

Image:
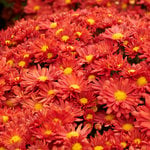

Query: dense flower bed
left=0, top=0, right=150, bottom=149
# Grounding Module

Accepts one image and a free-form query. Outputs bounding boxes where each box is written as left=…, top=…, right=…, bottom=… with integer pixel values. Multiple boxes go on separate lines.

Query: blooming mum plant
left=0, top=0, right=150, bottom=149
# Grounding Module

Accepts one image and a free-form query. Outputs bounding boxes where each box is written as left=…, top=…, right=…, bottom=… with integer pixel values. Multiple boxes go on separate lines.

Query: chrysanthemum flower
left=55, top=73, right=88, bottom=99
left=94, top=110, right=116, bottom=128
left=21, top=65, right=59, bottom=92
left=132, top=94, right=150, bottom=136
left=28, top=141, right=49, bottom=150
left=0, top=121, right=29, bottom=149
left=97, top=77, right=140, bottom=118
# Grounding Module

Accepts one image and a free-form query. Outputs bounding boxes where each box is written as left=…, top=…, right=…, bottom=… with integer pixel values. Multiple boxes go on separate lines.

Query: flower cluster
left=0, top=0, right=150, bottom=149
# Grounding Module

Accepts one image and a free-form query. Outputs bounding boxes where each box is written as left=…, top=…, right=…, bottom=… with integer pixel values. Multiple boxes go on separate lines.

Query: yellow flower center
left=85, top=54, right=94, bottom=62
left=64, top=67, right=73, bottom=75
left=38, top=76, right=48, bottom=82
left=120, top=142, right=127, bottom=148
left=66, top=131, right=79, bottom=138
left=136, top=76, right=147, bottom=86
left=87, top=19, right=95, bottom=25
left=123, top=40, right=128, bottom=45
left=133, top=46, right=139, bottom=52
left=35, top=25, right=39, bottom=31
left=7, top=60, right=14, bottom=66
left=72, top=143, right=82, bottom=150
left=76, top=32, right=82, bottom=37
left=65, top=0, right=71, bottom=4
left=44, top=130, right=52, bottom=135
left=41, top=45, right=48, bottom=52
left=134, top=138, right=141, bottom=145
left=18, top=61, right=26, bottom=67
left=56, top=28, right=64, bottom=35
left=86, top=114, right=93, bottom=120
left=94, top=146, right=104, bottom=150
left=24, top=54, right=29, bottom=58
left=88, top=75, right=96, bottom=80
left=112, top=33, right=124, bottom=40
left=122, top=123, right=133, bottom=131
left=122, top=3, right=128, bottom=9
left=70, top=84, right=80, bottom=90
left=61, top=35, right=69, bottom=42
left=5, top=40, right=11, bottom=45
left=34, top=103, right=43, bottom=111
left=53, top=118, right=61, bottom=123
left=48, top=90, right=55, bottom=96
left=47, top=53, right=53, bottom=59
left=2, top=115, right=9, bottom=123
left=80, top=98, right=88, bottom=105
left=50, top=22, right=57, bottom=29
left=105, top=114, right=114, bottom=121
left=114, top=90, right=127, bottom=101
left=10, top=135, right=21, bottom=144
left=33, top=5, right=40, bottom=11
left=128, top=69, right=136, bottom=73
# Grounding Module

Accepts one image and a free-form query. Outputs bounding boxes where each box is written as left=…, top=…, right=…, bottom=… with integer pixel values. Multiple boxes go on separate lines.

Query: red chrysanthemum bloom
left=132, top=94, right=150, bottom=136
left=38, top=82, right=58, bottom=103
left=0, top=121, right=29, bottom=149
left=55, top=73, right=88, bottom=100
left=97, top=77, right=140, bottom=118
left=21, top=65, right=59, bottom=92
left=94, top=110, right=116, bottom=128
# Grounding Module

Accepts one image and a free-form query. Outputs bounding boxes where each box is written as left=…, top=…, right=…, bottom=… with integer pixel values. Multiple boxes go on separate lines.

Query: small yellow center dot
left=5, top=40, right=11, bottom=45
left=134, top=138, right=141, bottom=145
left=120, top=142, right=127, bottom=148
left=48, top=90, right=55, bottom=96
left=47, top=53, right=53, bottom=59
left=65, top=0, right=71, bottom=4
left=72, top=143, right=82, bottom=150
left=50, top=22, right=57, bottom=29
left=64, top=67, right=73, bottom=75
left=14, top=77, right=20, bottom=81
left=34, top=5, right=40, bottom=11
left=94, top=146, right=104, bottom=150
left=86, top=114, right=93, bottom=120
left=76, top=32, right=82, bottom=37
left=105, top=114, right=114, bottom=121
left=24, top=54, right=29, bottom=58
left=70, top=84, right=80, bottom=90
left=122, top=123, right=133, bottom=131
left=88, top=75, right=96, bottom=80
left=56, top=28, right=64, bottom=35
left=53, top=118, right=61, bottom=124
left=61, top=35, right=69, bottom=42
left=123, top=40, right=128, bottom=45
left=114, top=90, right=127, bottom=101
left=34, top=103, right=43, bottom=111
left=80, top=98, right=88, bottom=105
left=10, top=135, right=21, bottom=144
left=2, top=116, right=9, bottom=123
left=85, top=54, right=94, bottom=62
left=66, top=131, right=79, bottom=138
left=38, top=76, right=48, bottom=82
left=87, top=18, right=95, bottom=25
left=112, top=33, right=124, bottom=40
left=18, top=61, right=26, bottom=67
left=44, top=130, right=52, bottom=135
left=41, top=45, right=48, bottom=52
left=136, top=76, right=147, bottom=86
left=133, top=46, right=139, bottom=52
left=35, top=25, right=40, bottom=31
left=7, top=60, right=14, bottom=66
left=128, top=69, right=136, bottom=73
